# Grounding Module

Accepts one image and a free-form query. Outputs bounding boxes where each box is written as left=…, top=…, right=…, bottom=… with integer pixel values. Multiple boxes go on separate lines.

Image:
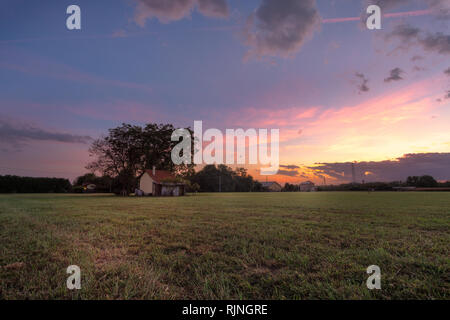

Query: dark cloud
left=386, top=24, right=420, bottom=42
left=134, top=0, right=229, bottom=25
left=277, top=169, right=299, bottom=177
left=309, top=153, right=450, bottom=183
left=277, top=164, right=301, bottom=176
left=355, top=72, right=369, bottom=93
left=420, top=32, right=450, bottom=55
left=384, top=67, right=404, bottom=82
left=444, top=67, right=450, bottom=76
left=387, top=24, right=450, bottom=55
left=0, top=117, right=92, bottom=149
left=198, top=0, right=229, bottom=18
left=243, top=0, right=320, bottom=58
left=411, top=55, right=423, bottom=62
left=311, top=168, right=344, bottom=181
left=280, top=164, right=300, bottom=169
left=445, top=90, right=450, bottom=99
left=134, top=0, right=194, bottom=25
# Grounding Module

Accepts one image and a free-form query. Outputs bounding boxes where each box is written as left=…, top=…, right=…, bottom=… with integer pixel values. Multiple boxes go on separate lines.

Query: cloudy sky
left=0, top=0, right=449, bottom=183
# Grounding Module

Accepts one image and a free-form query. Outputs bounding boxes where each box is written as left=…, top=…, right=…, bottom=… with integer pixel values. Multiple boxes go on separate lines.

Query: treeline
left=3, top=172, right=448, bottom=194
left=406, top=175, right=442, bottom=187
left=318, top=175, right=449, bottom=191
left=318, top=181, right=404, bottom=191
left=0, top=175, right=72, bottom=193
left=187, top=165, right=263, bottom=192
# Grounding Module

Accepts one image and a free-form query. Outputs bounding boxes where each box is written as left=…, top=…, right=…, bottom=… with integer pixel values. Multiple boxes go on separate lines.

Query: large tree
left=86, top=123, right=194, bottom=195
left=406, top=175, right=438, bottom=188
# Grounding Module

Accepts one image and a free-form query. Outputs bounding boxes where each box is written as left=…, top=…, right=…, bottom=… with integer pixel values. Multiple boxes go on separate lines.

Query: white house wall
left=139, top=173, right=154, bottom=194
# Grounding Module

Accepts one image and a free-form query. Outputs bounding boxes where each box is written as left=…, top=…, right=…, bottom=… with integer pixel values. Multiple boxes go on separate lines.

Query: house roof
left=144, top=169, right=176, bottom=183
left=261, top=181, right=281, bottom=188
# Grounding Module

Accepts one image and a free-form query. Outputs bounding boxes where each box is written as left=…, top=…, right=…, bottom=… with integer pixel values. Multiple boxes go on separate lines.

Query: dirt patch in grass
left=2, top=262, right=25, bottom=270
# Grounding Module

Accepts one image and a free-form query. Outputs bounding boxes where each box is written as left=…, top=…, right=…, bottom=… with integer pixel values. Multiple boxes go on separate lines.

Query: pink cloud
left=223, top=74, right=449, bottom=175
left=134, top=0, right=229, bottom=25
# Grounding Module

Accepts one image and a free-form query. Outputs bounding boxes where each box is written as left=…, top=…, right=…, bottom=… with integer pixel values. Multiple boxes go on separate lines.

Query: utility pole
left=351, top=162, right=356, bottom=184
left=219, top=175, right=221, bottom=192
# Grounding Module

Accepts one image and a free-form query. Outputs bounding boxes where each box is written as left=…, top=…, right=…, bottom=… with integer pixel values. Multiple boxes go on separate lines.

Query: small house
left=139, top=168, right=185, bottom=196
left=261, top=181, right=282, bottom=192
left=299, top=181, right=316, bottom=192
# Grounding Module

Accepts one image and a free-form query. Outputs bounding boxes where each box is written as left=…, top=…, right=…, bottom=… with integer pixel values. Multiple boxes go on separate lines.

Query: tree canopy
left=188, top=164, right=262, bottom=192
left=406, top=175, right=438, bottom=187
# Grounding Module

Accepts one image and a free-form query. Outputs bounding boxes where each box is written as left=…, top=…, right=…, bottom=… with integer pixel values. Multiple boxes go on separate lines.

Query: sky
left=0, top=0, right=449, bottom=184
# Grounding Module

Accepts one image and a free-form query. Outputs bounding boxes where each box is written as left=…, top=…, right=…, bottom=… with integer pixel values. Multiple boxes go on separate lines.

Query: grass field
left=0, top=192, right=448, bottom=300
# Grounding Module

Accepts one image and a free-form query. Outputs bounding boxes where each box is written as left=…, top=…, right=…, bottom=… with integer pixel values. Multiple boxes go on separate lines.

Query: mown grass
left=0, top=192, right=448, bottom=299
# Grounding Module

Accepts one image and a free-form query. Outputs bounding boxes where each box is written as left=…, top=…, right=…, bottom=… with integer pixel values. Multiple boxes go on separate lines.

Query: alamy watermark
left=64, top=263, right=381, bottom=291
left=171, top=121, right=279, bottom=175
left=66, top=265, right=81, bottom=290
left=66, top=5, right=81, bottom=30
left=366, top=265, right=381, bottom=290
left=65, top=4, right=382, bottom=31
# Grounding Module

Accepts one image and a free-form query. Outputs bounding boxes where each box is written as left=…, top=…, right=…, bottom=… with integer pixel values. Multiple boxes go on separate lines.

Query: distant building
left=299, top=181, right=316, bottom=192
left=261, top=181, right=282, bottom=192
left=139, top=167, right=185, bottom=196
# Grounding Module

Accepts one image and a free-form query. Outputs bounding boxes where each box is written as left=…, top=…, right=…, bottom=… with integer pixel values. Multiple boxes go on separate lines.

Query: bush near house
left=73, top=173, right=114, bottom=193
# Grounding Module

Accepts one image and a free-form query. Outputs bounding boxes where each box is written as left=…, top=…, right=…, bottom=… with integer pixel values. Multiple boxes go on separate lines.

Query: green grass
left=0, top=192, right=449, bottom=300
